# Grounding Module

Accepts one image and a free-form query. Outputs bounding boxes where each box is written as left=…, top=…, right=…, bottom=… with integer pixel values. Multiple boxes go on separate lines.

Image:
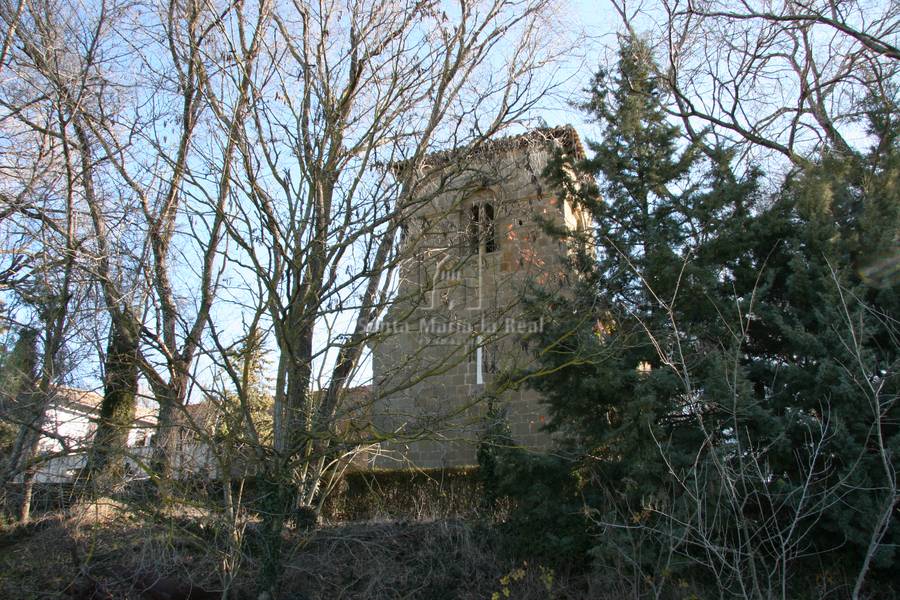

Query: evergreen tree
left=476, top=399, right=514, bottom=513
left=0, top=327, right=39, bottom=413
left=0, top=328, right=40, bottom=480
left=738, top=120, right=900, bottom=576
left=531, top=37, right=749, bottom=506
left=501, top=38, right=899, bottom=594
left=216, top=327, right=274, bottom=453
left=578, top=37, right=698, bottom=312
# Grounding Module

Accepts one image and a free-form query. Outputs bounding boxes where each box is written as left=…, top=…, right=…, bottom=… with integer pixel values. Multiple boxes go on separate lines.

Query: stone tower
left=370, top=127, right=590, bottom=468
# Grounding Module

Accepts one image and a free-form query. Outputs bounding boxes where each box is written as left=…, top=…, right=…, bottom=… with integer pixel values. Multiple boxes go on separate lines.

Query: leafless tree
left=69, top=0, right=245, bottom=483
left=0, top=0, right=260, bottom=487
left=2, top=0, right=572, bottom=586
left=190, top=0, right=573, bottom=592
left=0, top=25, right=90, bottom=516
left=611, top=0, right=900, bottom=166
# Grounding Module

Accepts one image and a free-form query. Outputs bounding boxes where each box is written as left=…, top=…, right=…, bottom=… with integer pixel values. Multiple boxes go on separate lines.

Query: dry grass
left=0, top=499, right=604, bottom=600
left=281, top=520, right=584, bottom=600
left=1, top=499, right=223, bottom=599
left=7, top=491, right=798, bottom=600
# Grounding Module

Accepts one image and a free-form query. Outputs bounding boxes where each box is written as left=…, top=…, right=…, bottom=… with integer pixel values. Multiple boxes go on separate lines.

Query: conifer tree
left=218, top=327, right=274, bottom=448
left=509, top=40, right=898, bottom=593
left=0, top=328, right=39, bottom=463
left=529, top=37, right=745, bottom=502
left=580, top=39, right=696, bottom=310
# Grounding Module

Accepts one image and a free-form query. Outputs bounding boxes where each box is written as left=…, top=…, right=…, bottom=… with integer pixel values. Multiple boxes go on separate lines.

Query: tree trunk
left=148, top=363, right=194, bottom=491
left=257, top=313, right=317, bottom=596
left=18, top=460, right=36, bottom=522
left=14, top=400, right=46, bottom=523
left=151, top=388, right=178, bottom=486
left=88, top=319, right=140, bottom=489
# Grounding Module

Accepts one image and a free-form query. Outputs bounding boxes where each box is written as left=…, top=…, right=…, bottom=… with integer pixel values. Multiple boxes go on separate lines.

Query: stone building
left=370, top=126, right=591, bottom=467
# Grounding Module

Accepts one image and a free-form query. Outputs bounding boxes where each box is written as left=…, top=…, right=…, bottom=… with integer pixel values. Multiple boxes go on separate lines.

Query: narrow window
left=483, top=203, right=497, bottom=253
left=470, top=204, right=480, bottom=253
left=475, top=334, right=484, bottom=385
left=468, top=202, right=498, bottom=254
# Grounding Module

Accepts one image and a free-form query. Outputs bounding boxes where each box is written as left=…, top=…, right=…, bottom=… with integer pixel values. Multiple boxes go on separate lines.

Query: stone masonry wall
left=370, top=130, right=589, bottom=468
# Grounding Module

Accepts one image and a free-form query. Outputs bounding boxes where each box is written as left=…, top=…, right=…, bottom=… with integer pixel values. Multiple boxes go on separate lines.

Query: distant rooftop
left=54, top=387, right=157, bottom=426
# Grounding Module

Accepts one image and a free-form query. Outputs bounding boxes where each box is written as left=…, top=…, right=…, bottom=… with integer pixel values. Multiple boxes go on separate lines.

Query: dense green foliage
left=496, top=38, right=900, bottom=597
left=476, top=400, right=514, bottom=513
left=477, top=402, right=591, bottom=565
left=0, top=329, right=39, bottom=458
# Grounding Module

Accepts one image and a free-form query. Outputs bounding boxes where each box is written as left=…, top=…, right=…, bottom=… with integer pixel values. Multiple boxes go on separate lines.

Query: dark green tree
left=0, top=328, right=40, bottom=466
left=578, top=37, right=698, bottom=311
left=501, top=37, right=899, bottom=596
left=530, top=37, right=747, bottom=505
left=491, top=38, right=758, bottom=575
left=743, top=120, right=900, bottom=584
left=476, top=399, right=514, bottom=513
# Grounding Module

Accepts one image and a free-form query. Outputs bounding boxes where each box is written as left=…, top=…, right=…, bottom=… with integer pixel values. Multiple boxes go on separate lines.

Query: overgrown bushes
left=322, top=466, right=482, bottom=522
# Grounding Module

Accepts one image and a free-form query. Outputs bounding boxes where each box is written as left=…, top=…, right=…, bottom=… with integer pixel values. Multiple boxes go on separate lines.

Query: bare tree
left=611, top=0, right=900, bottom=166
left=0, top=0, right=98, bottom=511
left=0, top=56, right=88, bottom=518
left=0, top=0, right=261, bottom=487
left=190, top=0, right=573, bottom=592
left=69, top=0, right=242, bottom=483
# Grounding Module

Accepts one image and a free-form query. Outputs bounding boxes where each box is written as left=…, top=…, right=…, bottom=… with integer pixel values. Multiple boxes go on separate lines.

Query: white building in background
left=34, top=388, right=157, bottom=483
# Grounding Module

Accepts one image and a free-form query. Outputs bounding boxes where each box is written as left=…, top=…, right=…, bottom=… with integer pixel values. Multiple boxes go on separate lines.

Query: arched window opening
left=483, top=203, right=496, bottom=253
left=468, top=202, right=497, bottom=254
left=469, top=204, right=479, bottom=253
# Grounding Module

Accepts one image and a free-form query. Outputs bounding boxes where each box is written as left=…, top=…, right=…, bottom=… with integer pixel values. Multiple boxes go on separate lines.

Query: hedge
left=322, top=466, right=483, bottom=522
